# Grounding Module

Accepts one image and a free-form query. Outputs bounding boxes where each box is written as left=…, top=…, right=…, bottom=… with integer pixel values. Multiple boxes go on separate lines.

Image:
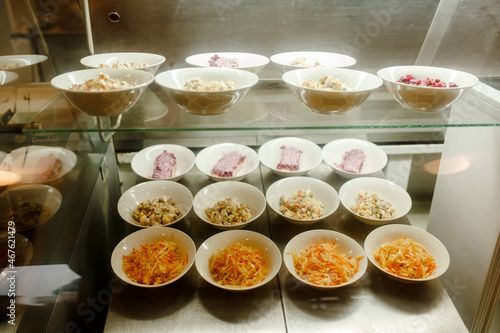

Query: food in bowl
left=205, top=198, right=253, bottom=226
left=209, top=242, right=269, bottom=287
left=289, top=241, right=363, bottom=286
left=122, top=239, right=187, bottom=285
left=279, top=189, right=324, bottom=220
left=183, top=77, right=234, bottom=91
left=0, top=63, right=20, bottom=70
left=373, top=237, right=437, bottom=279
left=335, top=149, right=366, bottom=174
left=32, top=153, right=63, bottom=183
left=209, top=54, right=239, bottom=68
left=152, top=150, right=177, bottom=179
left=99, top=60, right=148, bottom=69
left=210, top=151, right=246, bottom=178
left=397, top=74, right=457, bottom=88
left=69, top=73, right=135, bottom=91
left=277, top=145, right=302, bottom=171
left=350, top=191, right=396, bottom=220
left=302, top=75, right=354, bottom=91
left=0, top=202, right=51, bottom=230
left=290, top=56, right=324, bottom=68
left=133, top=196, right=182, bottom=226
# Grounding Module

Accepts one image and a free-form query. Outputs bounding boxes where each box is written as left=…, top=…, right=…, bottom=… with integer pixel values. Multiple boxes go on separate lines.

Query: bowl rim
left=185, top=52, right=270, bottom=69
left=80, top=52, right=166, bottom=68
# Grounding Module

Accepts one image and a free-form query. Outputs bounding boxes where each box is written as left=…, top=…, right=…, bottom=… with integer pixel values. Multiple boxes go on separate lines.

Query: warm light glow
left=423, top=157, right=471, bottom=175
left=0, top=170, right=22, bottom=186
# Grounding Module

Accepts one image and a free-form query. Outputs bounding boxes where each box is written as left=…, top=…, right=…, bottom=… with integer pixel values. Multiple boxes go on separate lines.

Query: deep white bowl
left=322, top=138, right=388, bottom=179
left=283, top=229, right=367, bottom=289
left=0, top=184, right=62, bottom=231
left=377, top=65, right=479, bottom=112
left=111, top=227, right=196, bottom=287
left=364, top=224, right=450, bottom=283
left=339, top=177, right=412, bottom=225
left=155, top=68, right=259, bottom=115
left=80, top=52, right=166, bottom=74
left=131, top=144, right=195, bottom=181
left=282, top=68, right=383, bottom=114
left=0, top=55, right=48, bottom=70
left=185, top=52, right=270, bottom=74
left=258, top=137, right=322, bottom=177
left=193, top=181, right=266, bottom=230
left=117, top=180, right=193, bottom=228
left=195, top=143, right=259, bottom=182
left=266, top=176, right=339, bottom=225
left=51, top=68, right=154, bottom=116
left=195, top=230, right=281, bottom=291
left=270, top=51, right=356, bottom=72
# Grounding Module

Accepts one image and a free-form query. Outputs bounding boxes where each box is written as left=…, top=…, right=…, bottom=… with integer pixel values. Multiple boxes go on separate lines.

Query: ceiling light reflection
left=423, top=157, right=471, bottom=175
left=0, top=170, right=22, bottom=186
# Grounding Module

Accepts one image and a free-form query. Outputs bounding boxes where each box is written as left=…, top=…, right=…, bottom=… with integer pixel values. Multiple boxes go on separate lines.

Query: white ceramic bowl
left=195, top=143, right=259, bottom=182
left=131, top=144, right=195, bottom=181
left=377, top=65, right=479, bottom=112
left=185, top=52, right=270, bottom=74
left=195, top=230, right=281, bottom=291
left=283, top=229, right=367, bottom=289
left=266, top=176, right=339, bottom=225
left=339, top=177, right=412, bottom=225
left=364, top=224, right=450, bottom=283
left=322, top=138, right=388, bottom=179
left=258, top=137, right=322, bottom=177
left=270, top=51, right=356, bottom=72
left=0, top=184, right=62, bottom=231
left=0, top=71, right=18, bottom=85
left=111, top=227, right=196, bottom=288
left=80, top=52, right=166, bottom=74
left=282, top=68, right=383, bottom=115
left=117, top=180, right=193, bottom=228
left=51, top=68, right=154, bottom=116
left=155, top=68, right=259, bottom=115
left=193, top=181, right=266, bottom=230
left=1, top=146, right=77, bottom=184
left=0, top=55, right=48, bottom=70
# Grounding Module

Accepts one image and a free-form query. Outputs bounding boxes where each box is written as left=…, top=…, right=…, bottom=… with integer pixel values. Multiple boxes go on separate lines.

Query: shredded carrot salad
left=122, top=239, right=187, bottom=285
left=290, top=241, right=363, bottom=286
left=373, top=237, right=437, bottom=279
left=209, top=242, right=269, bottom=287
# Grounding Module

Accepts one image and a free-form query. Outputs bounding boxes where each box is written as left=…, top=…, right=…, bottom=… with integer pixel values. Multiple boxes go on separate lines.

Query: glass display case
left=1, top=1, right=499, bottom=332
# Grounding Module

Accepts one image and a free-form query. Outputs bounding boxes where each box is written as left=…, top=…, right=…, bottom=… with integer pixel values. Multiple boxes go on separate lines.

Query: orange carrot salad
left=209, top=242, right=269, bottom=287
left=291, top=241, right=363, bottom=286
left=373, top=237, right=437, bottom=279
left=122, top=239, right=187, bottom=285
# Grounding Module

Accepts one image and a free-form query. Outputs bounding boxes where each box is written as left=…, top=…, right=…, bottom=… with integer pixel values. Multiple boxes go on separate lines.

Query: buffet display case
left=1, top=1, right=500, bottom=332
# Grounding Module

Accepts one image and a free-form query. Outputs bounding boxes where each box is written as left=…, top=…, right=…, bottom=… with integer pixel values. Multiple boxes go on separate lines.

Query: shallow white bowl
left=364, top=224, right=450, bottom=283
left=195, top=230, right=281, bottom=291
left=0, top=184, right=62, bottom=231
left=111, top=227, right=196, bottom=287
left=270, top=51, right=356, bottom=72
left=155, top=68, right=259, bottom=115
left=117, top=180, right=193, bottom=228
left=258, top=137, right=322, bottom=177
left=339, top=177, right=412, bottom=225
left=377, top=65, right=479, bottom=112
left=0, top=71, right=18, bottom=85
left=322, top=138, right=388, bottom=179
left=131, top=144, right=195, bottom=181
left=185, top=52, right=270, bottom=74
left=80, top=52, right=166, bottom=74
left=282, top=68, right=383, bottom=115
left=51, top=68, right=154, bottom=116
left=193, top=181, right=266, bottom=230
left=266, top=176, right=339, bottom=225
left=195, top=143, right=259, bottom=182
left=1, top=145, right=77, bottom=184
left=283, top=229, right=367, bottom=289
left=0, top=55, right=48, bottom=70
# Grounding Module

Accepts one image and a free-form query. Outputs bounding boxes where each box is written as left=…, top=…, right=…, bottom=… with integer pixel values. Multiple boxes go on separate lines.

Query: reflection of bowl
left=155, top=68, right=259, bottom=115
left=131, top=144, right=195, bottom=182
left=195, top=230, right=281, bottom=291
left=322, top=138, right=388, bottom=179
left=195, top=143, right=259, bottom=182
left=377, top=65, right=479, bottom=112
left=270, top=51, right=356, bottom=72
left=266, top=176, right=339, bottom=225
left=0, top=184, right=62, bottom=231
left=193, top=181, right=266, bottom=230
left=185, top=52, right=270, bottom=74
left=339, top=177, right=412, bottom=226
left=117, top=181, right=193, bottom=228
left=0, top=55, right=48, bottom=70
left=111, top=227, right=196, bottom=288
left=364, top=224, right=450, bottom=283
left=283, top=229, right=367, bottom=289
left=80, top=52, right=166, bottom=74
left=51, top=68, right=154, bottom=116
left=258, top=137, right=322, bottom=177
left=282, top=68, right=383, bottom=115
left=0, top=71, right=18, bottom=85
